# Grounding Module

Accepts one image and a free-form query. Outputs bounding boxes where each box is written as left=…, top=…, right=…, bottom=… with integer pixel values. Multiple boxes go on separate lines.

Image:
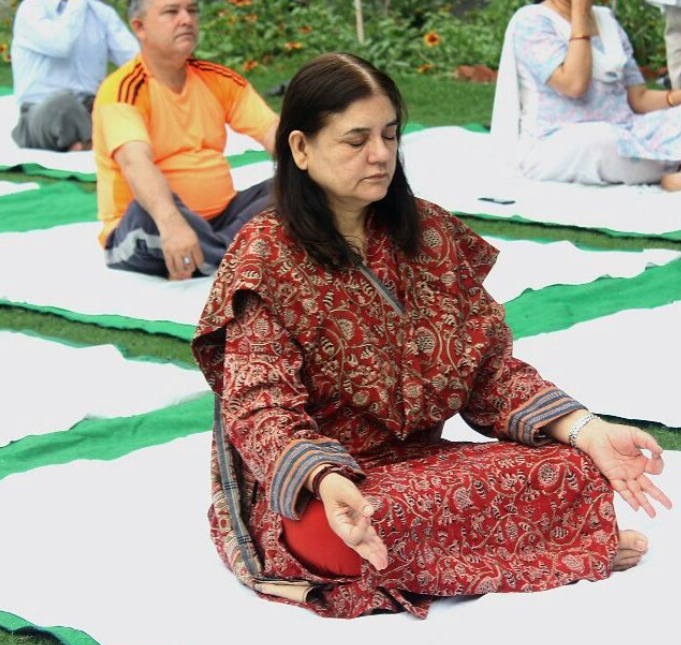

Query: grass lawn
left=1, top=56, right=680, bottom=645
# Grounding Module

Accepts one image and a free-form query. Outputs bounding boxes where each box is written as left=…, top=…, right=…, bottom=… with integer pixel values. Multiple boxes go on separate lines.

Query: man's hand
left=158, top=214, right=204, bottom=280
left=318, top=473, right=389, bottom=571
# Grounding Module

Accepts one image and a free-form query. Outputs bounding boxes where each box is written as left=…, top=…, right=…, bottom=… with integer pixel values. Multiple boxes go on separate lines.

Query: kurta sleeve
left=461, top=291, right=586, bottom=446
left=435, top=205, right=586, bottom=447
left=214, top=290, right=364, bottom=521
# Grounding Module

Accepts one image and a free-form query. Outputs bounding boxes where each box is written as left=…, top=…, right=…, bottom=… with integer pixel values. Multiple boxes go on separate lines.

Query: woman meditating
left=492, top=0, right=681, bottom=189
left=192, top=53, right=672, bottom=619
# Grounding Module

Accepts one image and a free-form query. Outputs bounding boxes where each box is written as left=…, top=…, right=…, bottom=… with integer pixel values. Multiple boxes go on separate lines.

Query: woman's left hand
left=577, top=419, right=673, bottom=517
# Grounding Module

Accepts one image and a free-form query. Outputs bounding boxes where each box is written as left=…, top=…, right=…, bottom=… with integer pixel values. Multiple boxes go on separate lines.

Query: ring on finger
left=182, top=256, right=192, bottom=266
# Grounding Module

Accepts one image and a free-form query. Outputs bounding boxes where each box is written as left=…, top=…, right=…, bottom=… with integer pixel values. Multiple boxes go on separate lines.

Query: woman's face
left=289, top=93, right=399, bottom=217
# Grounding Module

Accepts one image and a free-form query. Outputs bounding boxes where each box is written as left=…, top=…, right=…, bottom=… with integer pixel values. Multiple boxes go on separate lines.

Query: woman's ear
left=288, top=130, right=309, bottom=170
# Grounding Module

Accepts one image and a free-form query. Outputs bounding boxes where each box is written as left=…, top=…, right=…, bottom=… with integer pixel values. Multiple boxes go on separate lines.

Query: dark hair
left=274, top=53, right=420, bottom=270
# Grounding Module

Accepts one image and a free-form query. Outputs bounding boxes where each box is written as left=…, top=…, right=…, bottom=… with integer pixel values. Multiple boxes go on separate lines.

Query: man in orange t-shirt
left=93, top=0, right=278, bottom=280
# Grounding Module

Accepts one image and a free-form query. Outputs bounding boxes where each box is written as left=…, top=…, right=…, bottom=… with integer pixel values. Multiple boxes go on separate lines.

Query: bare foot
left=613, top=529, right=648, bottom=571
left=660, top=171, right=681, bottom=191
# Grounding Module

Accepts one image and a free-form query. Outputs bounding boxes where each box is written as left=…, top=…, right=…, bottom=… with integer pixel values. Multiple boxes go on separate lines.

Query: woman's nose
left=367, top=137, right=391, bottom=163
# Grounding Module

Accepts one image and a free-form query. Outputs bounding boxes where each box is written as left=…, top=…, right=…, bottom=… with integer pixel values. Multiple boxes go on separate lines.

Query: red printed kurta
left=192, top=199, right=619, bottom=619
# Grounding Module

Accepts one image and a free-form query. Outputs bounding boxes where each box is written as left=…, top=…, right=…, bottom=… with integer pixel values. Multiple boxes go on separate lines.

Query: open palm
left=582, top=421, right=673, bottom=517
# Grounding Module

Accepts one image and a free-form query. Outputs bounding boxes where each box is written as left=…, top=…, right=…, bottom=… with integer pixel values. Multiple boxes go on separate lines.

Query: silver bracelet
left=568, top=412, right=599, bottom=448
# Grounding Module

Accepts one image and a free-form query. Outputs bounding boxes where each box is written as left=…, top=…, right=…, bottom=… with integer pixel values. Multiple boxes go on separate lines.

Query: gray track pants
left=104, top=179, right=272, bottom=278
left=12, top=90, right=94, bottom=152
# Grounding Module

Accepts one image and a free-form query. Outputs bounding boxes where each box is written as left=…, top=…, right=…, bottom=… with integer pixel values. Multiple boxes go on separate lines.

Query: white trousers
left=517, top=122, right=672, bottom=185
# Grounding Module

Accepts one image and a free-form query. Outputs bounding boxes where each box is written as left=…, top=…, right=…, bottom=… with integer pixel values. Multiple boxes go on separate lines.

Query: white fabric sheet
left=0, top=331, right=208, bottom=447
left=512, top=301, right=681, bottom=428
left=402, top=126, right=681, bottom=237
left=0, top=221, right=676, bottom=330
left=0, top=94, right=265, bottom=176
left=0, top=180, right=39, bottom=197
left=0, top=431, right=677, bottom=645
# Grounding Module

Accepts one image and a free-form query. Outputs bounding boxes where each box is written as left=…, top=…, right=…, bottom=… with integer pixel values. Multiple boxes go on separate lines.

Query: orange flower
left=229, top=0, right=252, bottom=5
left=245, top=13, right=258, bottom=22
left=0, top=44, right=7, bottom=54
left=417, top=63, right=433, bottom=74
left=424, top=31, right=440, bottom=47
left=242, top=59, right=259, bottom=72
left=284, top=41, right=303, bottom=51
left=299, top=25, right=312, bottom=34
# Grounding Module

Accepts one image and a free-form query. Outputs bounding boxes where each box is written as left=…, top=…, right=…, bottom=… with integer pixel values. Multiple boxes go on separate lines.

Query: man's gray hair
left=128, top=0, right=152, bottom=20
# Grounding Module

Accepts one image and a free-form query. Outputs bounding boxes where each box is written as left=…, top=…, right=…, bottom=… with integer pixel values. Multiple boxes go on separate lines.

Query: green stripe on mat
left=457, top=210, right=681, bottom=243
left=0, top=393, right=212, bottom=481
left=0, top=300, right=195, bottom=340
left=0, top=611, right=98, bottom=645
left=3, top=257, right=680, bottom=342
left=507, top=257, right=681, bottom=339
left=0, top=86, right=12, bottom=97
left=0, top=182, right=96, bottom=232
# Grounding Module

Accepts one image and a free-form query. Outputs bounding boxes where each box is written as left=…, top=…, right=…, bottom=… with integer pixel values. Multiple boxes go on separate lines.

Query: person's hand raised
left=577, top=419, right=673, bottom=518
left=318, top=473, right=389, bottom=571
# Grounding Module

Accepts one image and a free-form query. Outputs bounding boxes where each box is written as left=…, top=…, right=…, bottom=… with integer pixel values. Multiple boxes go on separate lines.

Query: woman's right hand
left=318, top=473, right=389, bottom=571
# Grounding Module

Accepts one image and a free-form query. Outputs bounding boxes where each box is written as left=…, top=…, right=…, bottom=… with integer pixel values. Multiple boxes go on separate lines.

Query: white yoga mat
left=512, top=300, right=681, bottom=428
left=0, top=431, right=676, bottom=645
left=402, top=126, right=681, bottom=238
left=0, top=221, right=676, bottom=335
left=0, top=180, right=39, bottom=197
left=0, top=94, right=265, bottom=177
left=0, top=331, right=208, bottom=447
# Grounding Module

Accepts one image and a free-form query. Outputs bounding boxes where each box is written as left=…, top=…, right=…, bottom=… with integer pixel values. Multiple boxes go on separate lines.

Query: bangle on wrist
left=666, top=90, right=677, bottom=108
left=310, top=464, right=355, bottom=500
left=568, top=412, right=599, bottom=448
left=569, top=34, right=591, bottom=42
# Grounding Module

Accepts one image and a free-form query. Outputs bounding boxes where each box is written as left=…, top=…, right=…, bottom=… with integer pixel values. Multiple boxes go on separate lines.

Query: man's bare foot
left=660, top=171, right=681, bottom=191
left=613, top=529, right=647, bottom=571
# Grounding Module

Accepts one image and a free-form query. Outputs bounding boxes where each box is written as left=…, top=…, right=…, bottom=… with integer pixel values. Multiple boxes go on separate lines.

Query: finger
left=340, top=485, right=375, bottom=519
left=192, top=242, right=205, bottom=268
left=623, top=478, right=655, bottom=518
left=633, top=428, right=664, bottom=457
left=610, top=479, right=641, bottom=512
left=638, top=474, right=673, bottom=510
left=164, top=250, right=181, bottom=280
left=644, top=454, right=664, bottom=476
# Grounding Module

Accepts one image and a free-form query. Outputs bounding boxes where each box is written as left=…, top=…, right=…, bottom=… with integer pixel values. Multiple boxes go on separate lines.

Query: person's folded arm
left=218, top=291, right=365, bottom=521
left=13, top=0, right=89, bottom=58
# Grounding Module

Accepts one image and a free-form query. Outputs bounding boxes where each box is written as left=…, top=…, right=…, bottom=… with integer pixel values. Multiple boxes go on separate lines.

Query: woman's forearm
left=628, top=86, right=681, bottom=114
left=547, top=5, right=594, bottom=98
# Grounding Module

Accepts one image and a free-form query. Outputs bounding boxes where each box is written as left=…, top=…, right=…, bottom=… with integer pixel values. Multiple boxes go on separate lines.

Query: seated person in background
left=93, top=0, right=277, bottom=281
left=192, top=52, right=671, bottom=618
left=645, top=1, right=681, bottom=90
left=11, top=0, right=138, bottom=151
left=492, top=0, right=681, bottom=190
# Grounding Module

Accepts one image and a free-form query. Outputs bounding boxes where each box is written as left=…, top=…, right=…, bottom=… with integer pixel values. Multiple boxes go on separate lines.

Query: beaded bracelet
left=310, top=464, right=355, bottom=500
left=568, top=413, right=599, bottom=448
left=569, top=34, right=591, bottom=42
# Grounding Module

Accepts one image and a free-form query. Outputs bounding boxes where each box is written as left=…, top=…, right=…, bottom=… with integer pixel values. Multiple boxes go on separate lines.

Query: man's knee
left=27, top=91, right=92, bottom=151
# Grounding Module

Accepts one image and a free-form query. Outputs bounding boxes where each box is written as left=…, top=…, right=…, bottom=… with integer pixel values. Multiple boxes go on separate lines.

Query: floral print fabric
left=192, top=200, right=618, bottom=618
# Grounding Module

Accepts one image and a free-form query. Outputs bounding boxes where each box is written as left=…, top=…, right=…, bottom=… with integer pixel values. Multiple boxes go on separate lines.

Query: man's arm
left=259, top=119, right=279, bottom=157
left=113, top=140, right=204, bottom=280
left=90, top=2, right=139, bottom=66
left=12, top=0, right=89, bottom=58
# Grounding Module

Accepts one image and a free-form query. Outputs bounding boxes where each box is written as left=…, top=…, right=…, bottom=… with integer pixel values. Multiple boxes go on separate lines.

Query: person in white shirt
left=646, top=1, right=681, bottom=90
left=10, top=0, right=138, bottom=151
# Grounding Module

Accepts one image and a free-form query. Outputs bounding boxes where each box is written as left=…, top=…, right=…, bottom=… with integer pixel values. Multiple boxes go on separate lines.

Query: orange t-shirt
left=93, top=55, right=277, bottom=246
